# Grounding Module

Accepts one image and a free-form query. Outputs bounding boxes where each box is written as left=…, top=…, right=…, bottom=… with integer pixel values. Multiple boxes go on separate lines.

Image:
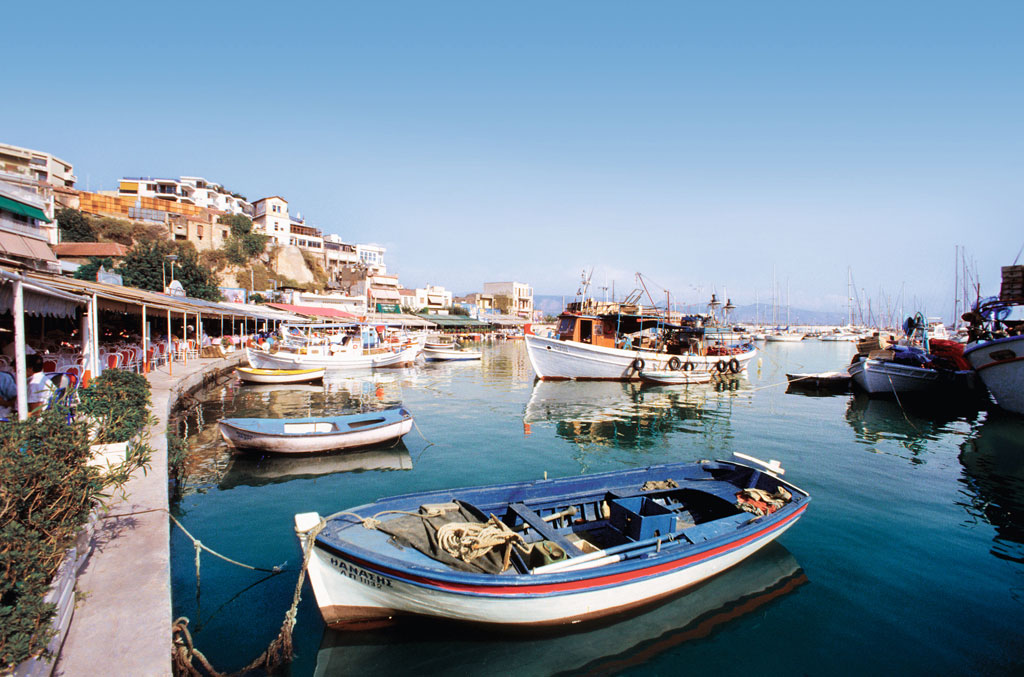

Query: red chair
left=43, top=359, right=58, bottom=372
left=106, top=353, right=121, bottom=370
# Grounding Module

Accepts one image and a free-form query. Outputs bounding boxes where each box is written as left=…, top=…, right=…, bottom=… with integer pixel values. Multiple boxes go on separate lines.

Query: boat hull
left=639, top=370, right=713, bottom=385
left=423, top=347, right=482, bottom=362
left=219, top=410, right=413, bottom=454
left=525, top=334, right=755, bottom=380
left=295, top=459, right=809, bottom=628
left=848, top=358, right=976, bottom=396
left=236, top=367, right=326, bottom=384
left=964, top=335, right=1024, bottom=414
left=246, top=345, right=420, bottom=370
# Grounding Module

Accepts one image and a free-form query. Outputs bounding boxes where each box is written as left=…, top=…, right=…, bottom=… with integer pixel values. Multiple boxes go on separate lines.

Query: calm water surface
left=171, top=341, right=1024, bottom=675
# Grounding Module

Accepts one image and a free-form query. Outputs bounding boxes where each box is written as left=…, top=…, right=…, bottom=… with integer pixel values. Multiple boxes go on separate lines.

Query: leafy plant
left=55, top=208, right=95, bottom=242
left=0, top=406, right=151, bottom=670
left=77, top=370, right=153, bottom=444
left=71, top=257, right=115, bottom=282
left=117, top=241, right=222, bottom=301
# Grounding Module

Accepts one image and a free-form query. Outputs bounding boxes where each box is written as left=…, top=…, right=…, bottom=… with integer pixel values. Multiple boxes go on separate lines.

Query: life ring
left=715, top=361, right=726, bottom=373
left=728, top=358, right=740, bottom=374
left=667, top=356, right=682, bottom=371
left=682, top=361, right=695, bottom=372
left=632, top=358, right=645, bottom=372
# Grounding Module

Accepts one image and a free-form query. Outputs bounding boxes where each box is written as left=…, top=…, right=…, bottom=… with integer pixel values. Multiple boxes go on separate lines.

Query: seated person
left=26, top=354, right=56, bottom=414
left=0, top=369, right=15, bottom=419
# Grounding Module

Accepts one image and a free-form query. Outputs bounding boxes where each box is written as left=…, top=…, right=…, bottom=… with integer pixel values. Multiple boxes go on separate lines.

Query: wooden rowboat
left=236, top=366, right=326, bottom=384
left=785, top=371, right=851, bottom=392
left=219, top=407, right=413, bottom=454
left=638, top=369, right=713, bottom=385
left=423, top=346, right=482, bottom=362
left=295, top=453, right=809, bottom=628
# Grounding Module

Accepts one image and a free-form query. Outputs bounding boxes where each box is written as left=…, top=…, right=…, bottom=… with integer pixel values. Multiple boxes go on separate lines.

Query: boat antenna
left=1013, top=241, right=1024, bottom=266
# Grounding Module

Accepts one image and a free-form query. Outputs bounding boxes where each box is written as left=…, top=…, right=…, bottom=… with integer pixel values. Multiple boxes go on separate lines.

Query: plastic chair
left=43, top=359, right=58, bottom=372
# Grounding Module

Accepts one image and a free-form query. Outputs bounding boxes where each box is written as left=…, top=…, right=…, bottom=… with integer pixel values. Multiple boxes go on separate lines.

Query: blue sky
left=5, top=1, right=1022, bottom=320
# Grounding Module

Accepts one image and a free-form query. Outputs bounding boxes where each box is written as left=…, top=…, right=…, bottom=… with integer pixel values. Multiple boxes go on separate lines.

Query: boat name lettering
left=329, top=557, right=392, bottom=588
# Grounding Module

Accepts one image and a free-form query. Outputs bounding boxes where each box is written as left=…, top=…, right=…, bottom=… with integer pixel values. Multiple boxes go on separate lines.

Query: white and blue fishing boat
left=219, top=407, right=413, bottom=455
left=294, top=454, right=809, bottom=628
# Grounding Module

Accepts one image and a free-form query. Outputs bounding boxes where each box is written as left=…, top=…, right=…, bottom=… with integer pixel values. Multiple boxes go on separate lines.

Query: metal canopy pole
left=167, top=308, right=173, bottom=376
left=142, top=304, right=148, bottom=373
left=13, top=280, right=28, bottom=421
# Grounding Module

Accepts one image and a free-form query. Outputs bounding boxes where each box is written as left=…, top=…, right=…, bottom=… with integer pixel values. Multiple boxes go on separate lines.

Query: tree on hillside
left=117, top=241, right=222, bottom=301
left=217, top=213, right=268, bottom=264
left=56, top=208, right=96, bottom=242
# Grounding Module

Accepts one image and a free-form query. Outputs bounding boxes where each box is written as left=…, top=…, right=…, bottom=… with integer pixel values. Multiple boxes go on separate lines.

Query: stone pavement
left=55, top=353, right=244, bottom=677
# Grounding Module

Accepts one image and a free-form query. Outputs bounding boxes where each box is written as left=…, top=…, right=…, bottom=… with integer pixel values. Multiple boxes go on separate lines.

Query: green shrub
left=0, top=407, right=150, bottom=669
left=78, top=370, right=152, bottom=444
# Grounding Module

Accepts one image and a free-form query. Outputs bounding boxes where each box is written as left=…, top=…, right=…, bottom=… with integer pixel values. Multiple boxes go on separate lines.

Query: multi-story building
left=483, top=281, right=534, bottom=319
left=414, top=285, right=453, bottom=313
left=0, top=181, right=58, bottom=271
left=322, top=234, right=359, bottom=276
left=288, top=213, right=323, bottom=252
left=118, top=176, right=252, bottom=215
left=356, top=243, right=386, bottom=273
left=354, top=273, right=403, bottom=313
left=0, top=142, right=76, bottom=189
left=252, top=196, right=290, bottom=246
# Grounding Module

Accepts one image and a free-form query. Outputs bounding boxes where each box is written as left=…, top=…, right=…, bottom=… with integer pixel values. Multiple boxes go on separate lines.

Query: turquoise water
left=171, top=341, right=1024, bottom=675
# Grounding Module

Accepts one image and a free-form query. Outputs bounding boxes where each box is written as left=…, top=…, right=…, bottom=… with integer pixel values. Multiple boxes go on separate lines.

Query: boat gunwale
left=220, top=408, right=411, bottom=438
left=311, top=460, right=810, bottom=591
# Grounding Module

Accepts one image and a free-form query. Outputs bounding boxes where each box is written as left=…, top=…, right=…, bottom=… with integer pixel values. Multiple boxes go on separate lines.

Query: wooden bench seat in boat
left=503, top=502, right=586, bottom=557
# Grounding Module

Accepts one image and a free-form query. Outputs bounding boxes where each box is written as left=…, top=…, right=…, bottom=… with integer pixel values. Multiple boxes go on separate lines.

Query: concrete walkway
left=56, top=353, right=244, bottom=677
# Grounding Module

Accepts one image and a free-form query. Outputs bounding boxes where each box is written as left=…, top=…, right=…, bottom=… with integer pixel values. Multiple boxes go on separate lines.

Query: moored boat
left=423, top=345, right=482, bottom=362
left=294, top=454, right=809, bottom=628
left=236, top=366, right=326, bottom=384
left=785, top=371, right=851, bottom=392
left=248, top=323, right=423, bottom=371
left=962, top=272, right=1024, bottom=415
left=525, top=299, right=756, bottom=380
left=219, top=406, right=413, bottom=454
left=639, top=369, right=713, bottom=385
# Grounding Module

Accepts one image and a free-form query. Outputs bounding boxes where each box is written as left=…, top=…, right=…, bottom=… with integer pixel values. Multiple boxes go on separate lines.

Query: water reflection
left=314, top=541, right=805, bottom=677
left=844, top=393, right=980, bottom=463
left=523, top=380, right=739, bottom=449
left=958, top=412, right=1024, bottom=564
left=218, top=444, right=413, bottom=490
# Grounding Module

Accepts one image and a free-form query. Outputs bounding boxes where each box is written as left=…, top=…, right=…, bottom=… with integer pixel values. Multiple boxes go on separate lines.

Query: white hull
left=423, top=347, right=482, bottom=362
left=524, top=334, right=755, bottom=380
left=765, top=333, right=803, bottom=342
left=246, top=345, right=419, bottom=370
left=964, top=336, right=1024, bottom=414
left=220, top=417, right=413, bottom=454
left=848, top=358, right=976, bottom=396
left=296, top=511, right=800, bottom=627
left=236, top=368, right=326, bottom=384
left=639, top=370, right=713, bottom=385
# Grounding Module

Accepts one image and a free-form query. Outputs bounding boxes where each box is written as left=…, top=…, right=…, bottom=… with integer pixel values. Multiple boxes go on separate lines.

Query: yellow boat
left=235, top=367, right=326, bottom=384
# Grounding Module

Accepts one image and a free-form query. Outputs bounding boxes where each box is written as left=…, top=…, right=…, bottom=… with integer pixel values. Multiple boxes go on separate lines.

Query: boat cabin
left=555, top=313, right=709, bottom=356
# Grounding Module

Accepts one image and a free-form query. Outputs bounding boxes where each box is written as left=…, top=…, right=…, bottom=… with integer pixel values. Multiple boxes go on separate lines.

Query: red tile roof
left=52, top=242, right=130, bottom=257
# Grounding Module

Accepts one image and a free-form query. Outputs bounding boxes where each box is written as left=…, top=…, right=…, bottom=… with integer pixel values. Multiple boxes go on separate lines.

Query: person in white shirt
left=26, top=354, right=55, bottom=414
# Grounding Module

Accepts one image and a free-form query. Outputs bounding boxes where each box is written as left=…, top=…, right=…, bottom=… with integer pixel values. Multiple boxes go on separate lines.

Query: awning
left=0, top=268, right=88, bottom=318
left=266, top=302, right=359, bottom=319
left=427, top=295, right=444, bottom=304
left=370, top=287, right=401, bottom=300
left=0, top=195, right=52, bottom=223
left=0, top=231, right=56, bottom=262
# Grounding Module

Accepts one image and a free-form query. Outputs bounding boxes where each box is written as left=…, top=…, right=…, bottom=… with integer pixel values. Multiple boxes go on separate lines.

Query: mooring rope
left=169, top=513, right=286, bottom=574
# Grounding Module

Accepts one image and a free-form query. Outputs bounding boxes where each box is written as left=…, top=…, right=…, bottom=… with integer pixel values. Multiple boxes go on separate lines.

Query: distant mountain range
left=533, top=295, right=851, bottom=326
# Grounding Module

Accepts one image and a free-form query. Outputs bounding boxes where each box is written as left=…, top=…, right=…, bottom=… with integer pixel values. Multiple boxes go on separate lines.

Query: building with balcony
left=0, top=142, right=76, bottom=189
left=288, top=214, right=324, bottom=252
left=483, top=281, right=534, bottom=319
left=118, top=176, right=252, bottom=215
left=0, top=181, right=58, bottom=271
left=414, top=285, right=453, bottom=313
left=356, top=243, right=386, bottom=273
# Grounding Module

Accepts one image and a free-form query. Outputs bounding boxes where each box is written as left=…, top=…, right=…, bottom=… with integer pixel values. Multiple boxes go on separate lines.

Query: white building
left=0, top=142, right=76, bottom=189
left=118, top=176, right=252, bottom=215
left=0, top=181, right=58, bottom=271
left=288, top=213, right=323, bottom=252
left=414, top=285, right=453, bottom=313
left=356, top=243, right=386, bottom=273
left=483, top=281, right=534, bottom=319
left=252, top=196, right=291, bottom=246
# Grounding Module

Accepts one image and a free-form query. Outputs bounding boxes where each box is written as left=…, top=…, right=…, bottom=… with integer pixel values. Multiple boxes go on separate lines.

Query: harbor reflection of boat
left=523, top=380, right=730, bottom=448
left=845, top=393, right=981, bottom=459
left=313, top=541, right=805, bottom=676
left=219, top=445, right=413, bottom=489
left=958, top=412, right=1024, bottom=564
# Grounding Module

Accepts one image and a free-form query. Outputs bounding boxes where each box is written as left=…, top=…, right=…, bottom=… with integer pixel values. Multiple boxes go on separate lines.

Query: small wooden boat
left=423, top=345, right=482, bottom=362
left=785, top=371, right=851, bottom=392
left=295, top=454, right=809, bottom=628
left=236, top=366, right=326, bottom=384
left=638, top=369, right=713, bottom=385
left=219, top=407, right=413, bottom=454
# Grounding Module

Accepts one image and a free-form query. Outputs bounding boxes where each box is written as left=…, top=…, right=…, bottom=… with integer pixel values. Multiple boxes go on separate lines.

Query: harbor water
left=171, top=341, right=1024, bottom=675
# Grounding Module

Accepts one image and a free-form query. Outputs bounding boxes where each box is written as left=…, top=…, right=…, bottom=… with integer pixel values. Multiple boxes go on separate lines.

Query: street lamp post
left=165, top=254, right=178, bottom=292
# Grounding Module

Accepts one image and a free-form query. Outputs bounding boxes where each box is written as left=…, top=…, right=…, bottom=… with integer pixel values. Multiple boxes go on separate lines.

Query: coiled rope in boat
left=436, top=515, right=530, bottom=572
